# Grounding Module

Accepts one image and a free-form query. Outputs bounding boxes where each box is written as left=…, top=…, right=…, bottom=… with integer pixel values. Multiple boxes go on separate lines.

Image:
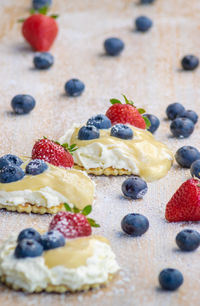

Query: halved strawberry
left=165, top=178, right=200, bottom=222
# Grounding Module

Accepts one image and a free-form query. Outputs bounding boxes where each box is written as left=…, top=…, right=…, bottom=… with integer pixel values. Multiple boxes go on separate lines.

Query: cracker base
left=73, top=165, right=132, bottom=176
left=0, top=274, right=114, bottom=293
left=0, top=203, right=65, bottom=214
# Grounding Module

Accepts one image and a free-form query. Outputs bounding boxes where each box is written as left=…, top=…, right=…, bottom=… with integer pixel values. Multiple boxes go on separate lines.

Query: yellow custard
left=44, top=236, right=109, bottom=269
left=64, top=125, right=174, bottom=182
left=0, top=161, right=95, bottom=209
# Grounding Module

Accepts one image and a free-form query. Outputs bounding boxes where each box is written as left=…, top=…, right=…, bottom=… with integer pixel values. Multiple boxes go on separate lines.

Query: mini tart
left=0, top=235, right=119, bottom=293
left=59, top=125, right=174, bottom=182
left=0, top=159, right=95, bottom=214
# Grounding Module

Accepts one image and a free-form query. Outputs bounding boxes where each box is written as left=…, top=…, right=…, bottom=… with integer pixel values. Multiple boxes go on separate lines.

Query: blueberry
left=170, top=118, right=194, bottom=138
left=40, top=230, right=65, bottom=250
left=179, top=110, right=198, bottom=124
left=78, top=125, right=100, bottom=140
left=0, top=154, right=23, bottom=169
left=104, top=37, right=125, bottom=56
left=87, top=114, right=111, bottom=129
left=11, top=94, right=36, bottom=114
left=190, top=160, right=200, bottom=179
left=159, top=268, right=184, bottom=291
left=0, top=165, right=25, bottom=183
left=181, top=55, right=199, bottom=71
left=121, top=213, right=149, bottom=236
left=64, top=79, right=85, bottom=97
left=122, top=177, right=148, bottom=199
left=33, top=52, right=54, bottom=70
left=143, top=114, right=160, bottom=133
left=175, top=146, right=200, bottom=168
left=176, top=229, right=200, bottom=251
left=166, top=103, right=185, bottom=120
left=140, top=0, right=155, bottom=4
left=135, top=16, right=153, bottom=32
left=26, top=159, right=48, bottom=175
left=111, top=124, right=133, bottom=140
left=17, top=228, right=41, bottom=243
left=15, top=239, right=43, bottom=258
left=32, top=0, right=52, bottom=9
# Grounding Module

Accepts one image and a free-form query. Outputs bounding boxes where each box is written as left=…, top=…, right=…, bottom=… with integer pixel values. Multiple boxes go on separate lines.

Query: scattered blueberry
left=135, top=16, right=153, bottom=32
left=176, top=229, right=200, bottom=252
left=122, top=177, right=148, bottom=199
left=143, top=114, right=160, bottom=133
left=0, top=165, right=25, bottom=183
left=159, top=268, right=184, bottom=291
left=179, top=110, right=198, bottom=124
left=87, top=114, right=111, bottom=129
left=26, top=159, right=48, bottom=175
left=40, top=230, right=65, bottom=250
left=175, top=146, right=200, bottom=168
left=111, top=124, right=133, bottom=140
left=0, top=154, right=23, bottom=169
left=64, top=79, right=85, bottom=97
left=32, top=0, right=52, bottom=10
left=104, top=37, right=125, bottom=56
left=121, top=213, right=149, bottom=236
left=140, top=0, right=155, bottom=4
left=166, top=103, right=185, bottom=120
left=17, top=228, right=41, bottom=243
left=170, top=118, right=194, bottom=138
left=11, top=94, right=36, bottom=114
left=190, top=160, right=200, bottom=179
left=15, top=239, right=43, bottom=258
left=181, top=55, right=199, bottom=71
left=78, top=125, right=100, bottom=140
left=33, top=52, right=54, bottom=70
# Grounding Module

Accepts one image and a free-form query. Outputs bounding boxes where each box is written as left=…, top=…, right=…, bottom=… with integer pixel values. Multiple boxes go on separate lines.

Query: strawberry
left=21, top=8, right=58, bottom=51
left=105, top=95, right=150, bottom=129
left=49, top=204, right=100, bottom=239
left=32, top=138, right=75, bottom=168
left=165, top=178, right=200, bottom=222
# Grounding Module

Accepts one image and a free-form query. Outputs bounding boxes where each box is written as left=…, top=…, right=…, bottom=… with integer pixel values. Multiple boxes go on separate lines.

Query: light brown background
left=0, top=0, right=200, bottom=305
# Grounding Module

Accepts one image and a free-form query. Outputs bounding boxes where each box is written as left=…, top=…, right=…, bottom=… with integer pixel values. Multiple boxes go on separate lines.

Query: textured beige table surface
left=0, top=0, right=200, bottom=305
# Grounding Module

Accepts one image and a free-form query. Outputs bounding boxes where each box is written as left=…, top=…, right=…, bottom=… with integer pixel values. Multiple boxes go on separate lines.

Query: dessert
left=0, top=226, right=119, bottom=293
left=0, top=156, right=95, bottom=214
left=59, top=122, right=173, bottom=181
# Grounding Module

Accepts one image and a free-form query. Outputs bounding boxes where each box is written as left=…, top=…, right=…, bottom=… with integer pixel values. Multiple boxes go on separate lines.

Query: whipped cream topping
left=59, top=124, right=174, bottom=181
left=0, top=160, right=95, bottom=209
left=0, top=235, right=119, bottom=292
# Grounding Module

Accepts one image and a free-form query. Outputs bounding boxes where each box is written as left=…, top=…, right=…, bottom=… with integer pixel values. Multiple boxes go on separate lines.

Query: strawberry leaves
left=64, top=203, right=100, bottom=228
left=143, top=116, right=151, bottom=129
left=110, top=98, right=122, bottom=105
left=61, top=143, right=78, bottom=155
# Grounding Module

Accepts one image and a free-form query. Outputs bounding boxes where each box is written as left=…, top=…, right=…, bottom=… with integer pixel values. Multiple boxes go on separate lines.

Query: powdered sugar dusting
left=0, top=0, right=200, bottom=305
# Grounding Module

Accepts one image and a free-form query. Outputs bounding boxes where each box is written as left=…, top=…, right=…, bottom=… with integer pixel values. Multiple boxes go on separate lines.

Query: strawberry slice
left=165, top=178, right=200, bottom=222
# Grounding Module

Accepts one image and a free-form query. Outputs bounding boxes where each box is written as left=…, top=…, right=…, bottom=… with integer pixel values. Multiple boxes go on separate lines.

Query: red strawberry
left=165, top=178, right=200, bottom=222
left=105, top=95, right=148, bottom=129
left=49, top=211, right=92, bottom=239
left=22, top=14, right=58, bottom=51
left=32, top=138, right=74, bottom=168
